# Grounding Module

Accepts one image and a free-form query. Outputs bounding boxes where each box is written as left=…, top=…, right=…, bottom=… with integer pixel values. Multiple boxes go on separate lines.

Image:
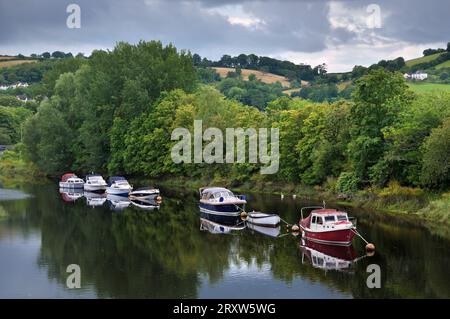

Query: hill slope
left=212, top=67, right=292, bottom=87
left=405, top=52, right=444, bottom=67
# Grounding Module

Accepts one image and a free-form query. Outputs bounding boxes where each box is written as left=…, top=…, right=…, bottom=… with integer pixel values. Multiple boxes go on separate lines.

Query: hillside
left=0, top=56, right=37, bottom=68
left=212, top=67, right=292, bottom=87
left=405, top=52, right=444, bottom=67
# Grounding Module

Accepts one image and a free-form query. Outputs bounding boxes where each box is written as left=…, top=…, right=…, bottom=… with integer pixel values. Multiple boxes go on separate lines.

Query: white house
left=0, top=82, right=29, bottom=90
left=404, top=71, right=428, bottom=81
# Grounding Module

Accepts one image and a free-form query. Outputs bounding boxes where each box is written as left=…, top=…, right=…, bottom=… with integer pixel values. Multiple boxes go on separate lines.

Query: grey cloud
left=0, top=0, right=448, bottom=63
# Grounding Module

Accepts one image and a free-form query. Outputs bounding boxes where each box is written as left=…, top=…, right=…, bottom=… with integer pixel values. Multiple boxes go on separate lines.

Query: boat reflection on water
left=130, top=198, right=160, bottom=211
left=200, top=212, right=246, bottom=235
left=59, top=188, right=83, bottom=203
left=58, top=188, right=161, bottom=212
left=84, top=191, right=107, bottom=207
left=107, top=194, right=131, bottom=211
left=247, top=222, right=281, bottom=238
left=299, top=238, right=360, bottom=272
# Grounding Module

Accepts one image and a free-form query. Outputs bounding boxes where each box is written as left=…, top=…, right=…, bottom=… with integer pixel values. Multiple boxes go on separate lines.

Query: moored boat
left=106, top=176, right=133, bottom=196
left=246, top=211, right=280, bottom=227
left=84, top=174, right=107, bottom=192
left=59, top=173, right=84, bottom=189
left=129, top=187, right=160, bottom=201
left=199, top=187, right=246, bottom=225
left=299, top=206, right=357, bottom=246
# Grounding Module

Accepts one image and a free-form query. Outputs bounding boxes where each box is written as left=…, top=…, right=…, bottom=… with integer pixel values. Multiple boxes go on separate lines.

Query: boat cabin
left=199, top=187, right=246, bottom=204
left=302, top=209, right=351, bottom=231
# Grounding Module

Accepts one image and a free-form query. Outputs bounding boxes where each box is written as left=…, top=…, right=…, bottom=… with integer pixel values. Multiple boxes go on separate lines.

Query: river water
left=0, top=184, right=449, bottom=298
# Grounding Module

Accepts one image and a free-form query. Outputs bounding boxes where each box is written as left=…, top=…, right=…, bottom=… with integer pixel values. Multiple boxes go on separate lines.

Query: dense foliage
left=4, top=41, right=446, bottom=193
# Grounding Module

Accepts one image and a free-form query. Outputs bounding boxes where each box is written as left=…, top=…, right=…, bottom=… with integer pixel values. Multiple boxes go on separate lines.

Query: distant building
left=16, top=94, right=32, bottom=102
left=0, top=82, right=29, bottom=90
left=404, top=71, right=428, bottom=81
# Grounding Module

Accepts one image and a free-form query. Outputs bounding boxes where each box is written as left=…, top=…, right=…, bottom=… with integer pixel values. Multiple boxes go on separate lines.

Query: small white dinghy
left=246, top=211, right=281, bottom=227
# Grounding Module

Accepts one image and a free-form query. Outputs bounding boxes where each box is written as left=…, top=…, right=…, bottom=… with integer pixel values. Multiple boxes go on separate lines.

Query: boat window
left=316, top=217, right=323, bottom=225
left=337, top=215, right=348, bottom=221
left=312, top=216, right=316, bottom=224
left=324, top=216, right=335, bottom=222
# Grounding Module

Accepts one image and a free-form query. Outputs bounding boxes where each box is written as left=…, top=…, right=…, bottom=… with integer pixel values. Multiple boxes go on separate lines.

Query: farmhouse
left=0, top=82, right=29, bottom=90
left=403, top=71, right=428, bottom=81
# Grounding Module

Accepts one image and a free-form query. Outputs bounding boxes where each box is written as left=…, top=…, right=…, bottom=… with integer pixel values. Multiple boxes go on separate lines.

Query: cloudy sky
left=0, top=0, right=448, bottom=72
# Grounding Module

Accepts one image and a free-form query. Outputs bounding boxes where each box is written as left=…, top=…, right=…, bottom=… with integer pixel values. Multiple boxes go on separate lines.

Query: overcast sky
left=0, top=0, right=448, bottom=72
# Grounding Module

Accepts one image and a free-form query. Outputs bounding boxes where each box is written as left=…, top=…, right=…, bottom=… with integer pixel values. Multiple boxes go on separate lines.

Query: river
left=0, top=184, right=449, bottom=298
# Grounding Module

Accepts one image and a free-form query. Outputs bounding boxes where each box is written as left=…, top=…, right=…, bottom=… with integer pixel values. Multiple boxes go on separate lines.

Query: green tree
left=420, top=119, right=450, bottom=189
left=348, top=69, right=412, bottom=185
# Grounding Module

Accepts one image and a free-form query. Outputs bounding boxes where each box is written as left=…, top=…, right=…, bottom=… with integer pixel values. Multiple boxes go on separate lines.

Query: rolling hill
left=405, top=52, right=444, bottom=67
left=0, top=56, right=37, bottom=68
left=212, top=67, right=293, bottom=87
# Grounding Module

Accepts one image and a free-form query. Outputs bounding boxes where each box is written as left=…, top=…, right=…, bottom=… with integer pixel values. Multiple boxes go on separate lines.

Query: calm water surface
left=0, top=184, right=449, bottom=298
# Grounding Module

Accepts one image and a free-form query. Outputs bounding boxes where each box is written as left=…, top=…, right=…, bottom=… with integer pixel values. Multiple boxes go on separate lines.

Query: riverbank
left=138, top=175, right=449, bottom=238
left=0, top=150, right=47, bottom=188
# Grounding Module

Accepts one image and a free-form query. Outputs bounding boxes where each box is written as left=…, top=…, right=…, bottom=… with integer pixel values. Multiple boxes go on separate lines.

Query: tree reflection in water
left=0, top=184, right=449, bottom=298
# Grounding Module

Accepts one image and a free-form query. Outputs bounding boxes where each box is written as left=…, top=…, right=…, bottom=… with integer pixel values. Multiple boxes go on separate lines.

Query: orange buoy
left=156, top=196, right=163, bottom=202
left=291, top=225, right=300, bottom=232
left=240, top=211, right=248, bottom=220
left=365, top=243, right=375, bottom=252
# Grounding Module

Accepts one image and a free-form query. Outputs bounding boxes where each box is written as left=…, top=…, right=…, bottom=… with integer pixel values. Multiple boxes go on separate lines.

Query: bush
left=377, top=181, right=426, bottom=208
left=336, top=172, right=359, bottom=194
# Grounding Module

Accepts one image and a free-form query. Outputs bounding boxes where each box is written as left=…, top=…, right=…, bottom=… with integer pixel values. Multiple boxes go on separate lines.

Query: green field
left=435, top=60, right=450, bottom=69
left=408, top=82, right=450, bottom=92
left=405, top=52, right=444, bottom=67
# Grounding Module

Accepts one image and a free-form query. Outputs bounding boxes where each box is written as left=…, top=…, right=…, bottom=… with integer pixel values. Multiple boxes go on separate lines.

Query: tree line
left=17, top=41, right=449, bottom=192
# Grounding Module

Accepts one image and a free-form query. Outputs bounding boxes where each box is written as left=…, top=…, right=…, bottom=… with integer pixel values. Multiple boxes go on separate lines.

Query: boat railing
left=300, top=206, right=324, bottom=219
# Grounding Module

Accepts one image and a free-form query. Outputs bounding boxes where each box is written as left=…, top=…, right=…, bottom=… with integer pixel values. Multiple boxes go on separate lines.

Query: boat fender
left=291, top=225, right=300, bottom=232
left=240, top=211, right=248, bottom=220
left=156, top=196, right=163, bottom=203
left=365, top=243, right=375, bottom=252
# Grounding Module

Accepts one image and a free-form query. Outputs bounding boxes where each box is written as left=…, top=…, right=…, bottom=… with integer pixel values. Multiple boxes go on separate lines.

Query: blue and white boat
left=199, top=187, right=246, bottom=225
left=106, top=176, right=133, bottom=196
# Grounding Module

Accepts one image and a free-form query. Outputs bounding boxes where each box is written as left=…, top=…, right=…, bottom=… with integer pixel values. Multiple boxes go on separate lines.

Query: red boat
left=299, top=206, right=357, bottom=246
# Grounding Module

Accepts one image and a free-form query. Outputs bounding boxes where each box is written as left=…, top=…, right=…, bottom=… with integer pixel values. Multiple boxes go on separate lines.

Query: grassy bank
left=0, top=149, right=47, bottom=188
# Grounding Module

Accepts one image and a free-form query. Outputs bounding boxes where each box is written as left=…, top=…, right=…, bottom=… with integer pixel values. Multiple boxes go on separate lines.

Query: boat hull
left=84, top=184, right=106, bottom=192
left=106, top=187, right=131, bottom=196
left=301, top=228, right=355, bottom=246
left=247, top=212, right=280, bottom=227
left=59, top=182, right=84, bottom=189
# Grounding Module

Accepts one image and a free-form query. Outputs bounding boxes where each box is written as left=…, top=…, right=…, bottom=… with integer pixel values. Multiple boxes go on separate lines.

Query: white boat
left=106, top=176, right=133, bottom=196
left=199, top=187, right=247, bottom=225
left=246, top=211, right=280, bottom=227
left=84, top=174, right=107, bottom=192
left=247, top=223, right=281, bottom=238
left=59, top=173, right=84, bottom=189
left=129, top=187, right=160, bottom=200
